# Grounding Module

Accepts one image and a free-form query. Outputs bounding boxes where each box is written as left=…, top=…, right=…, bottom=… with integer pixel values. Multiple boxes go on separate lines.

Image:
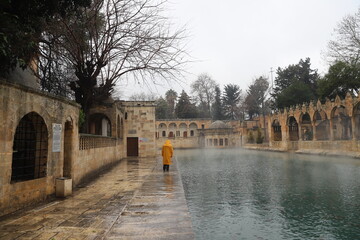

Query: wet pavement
left=0, top=157, right=194, bottom=240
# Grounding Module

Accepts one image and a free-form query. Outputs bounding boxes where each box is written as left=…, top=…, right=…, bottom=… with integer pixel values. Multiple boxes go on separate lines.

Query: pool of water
left=176, top=148, right=360, bottom=240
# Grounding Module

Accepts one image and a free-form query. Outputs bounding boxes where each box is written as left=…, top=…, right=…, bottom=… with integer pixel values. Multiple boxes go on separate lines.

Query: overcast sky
left=119, top=0, right=360, bottom=100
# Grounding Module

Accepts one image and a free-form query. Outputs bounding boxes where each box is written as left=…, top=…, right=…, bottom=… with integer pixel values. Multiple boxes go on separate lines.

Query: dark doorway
left=63, top=121, right=73, bottom=178
left=127, top=137, right=139, bottom=157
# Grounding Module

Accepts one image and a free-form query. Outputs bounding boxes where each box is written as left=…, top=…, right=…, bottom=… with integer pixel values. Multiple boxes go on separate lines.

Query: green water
left=176, top=148, right=360, bottom=240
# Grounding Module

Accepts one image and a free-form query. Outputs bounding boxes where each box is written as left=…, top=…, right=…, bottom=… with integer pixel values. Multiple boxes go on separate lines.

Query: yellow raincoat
left=162, top=140, right=174, bottom=165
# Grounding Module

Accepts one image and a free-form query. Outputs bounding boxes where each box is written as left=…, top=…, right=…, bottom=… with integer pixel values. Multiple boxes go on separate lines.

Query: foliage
left=0, top=0, right=90, bottom=76
left=317, top=61, right=360, bottom=99
left=247, top=131, right=254, bottom=144
left=256, top=128, right=264, bottom=144
left=244, top=76, right=269, bottom=119
left=272, top=58, right=319, bottom=109
left=327, top=7, right=360, bottom=64
left=191, top=73, right=218, bottom=118
left=155, top=97, right=169, bottom=120
left=78, top=108, right=86, bottom=130
left=275, top=82, right=315, bottom=109
left=175, top=90, right=197, bottom=118
left=222, top=84, right=242, bottom=120
left=211, top=85, right=224, bottom=120
left=165, top=89, right=178, bottom=119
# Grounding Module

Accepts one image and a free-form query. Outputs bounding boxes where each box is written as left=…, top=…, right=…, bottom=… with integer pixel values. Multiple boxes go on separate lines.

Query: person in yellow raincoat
left=162, top=140, right=174, bottom=172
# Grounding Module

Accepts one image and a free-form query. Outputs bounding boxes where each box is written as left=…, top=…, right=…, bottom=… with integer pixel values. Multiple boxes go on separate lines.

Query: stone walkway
left=0, top=157, right=194, bottom=240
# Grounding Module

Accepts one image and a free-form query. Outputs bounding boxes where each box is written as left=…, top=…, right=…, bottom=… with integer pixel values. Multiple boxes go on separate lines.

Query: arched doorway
left=12, top=112, right=48, bottom=182
left=272, top=119, right=282, bottom=141
left=331, top=106, right=352, bottom=140
left=300, top=113, right=312, bottom=141
left=313, top=111, right=329, bottom=140
left=288, top=116, right=299, bottom=141
left=63, top=120, right=73, bottom=178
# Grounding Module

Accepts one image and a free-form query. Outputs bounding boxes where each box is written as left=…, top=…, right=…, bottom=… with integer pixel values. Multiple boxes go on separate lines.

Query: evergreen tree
left=272, top=58, right=319, bottom=109
left=175, top=90, right=197, bottom=118
left=165, top=89, right=177, bottom=119
left=317, top=61, right=360, bottom=99
left=223, top=84, right=241, bottom=120
left=155, top=97, right=169, bottom=119
left=212, top=86, right=224, bottom=120
left=244, top=76, right=269, bottom=119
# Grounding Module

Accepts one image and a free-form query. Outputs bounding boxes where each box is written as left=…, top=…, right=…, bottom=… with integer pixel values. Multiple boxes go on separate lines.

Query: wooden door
left=127, top=137, right=139, bottom=156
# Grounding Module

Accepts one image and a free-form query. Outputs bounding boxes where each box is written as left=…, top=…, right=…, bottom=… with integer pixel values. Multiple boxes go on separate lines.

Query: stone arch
left=158, top=123, right=167, bottom=137
left=12, top=112, right=48, bottom=182
left=353, top=103, right=360, bottom=139
left=313, top=110, right=329, bottom=140
left=89, top=113, right=112, bottom=137
left=63, top=118, right=73, bottom=178
left=168, top=123, right=176, bottom=138
left=189, top=122, right=198, bottom=137
left=272, top=119, right=282, bottom=141
left=331, top=106, right=352, bottom=140
left=300, top=112, right=312, bottom=141
left=287, top=116, right=299, bottom=141
left=179, top=123, right=187, bottom=137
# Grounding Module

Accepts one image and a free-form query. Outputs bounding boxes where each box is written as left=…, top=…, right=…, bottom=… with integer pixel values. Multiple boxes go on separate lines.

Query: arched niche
left=272, top=119, right=282, bottom=141
left=189, top=122, right=198, bottom=137
left=331, top=106, right=352, bottom=140
left=300, top=113, right=312, bottom=141
left=313, top=110, right=329, bottom=140
left=12, top=112, right=48, bottom=182
left=89, top=113, right=112, bottom=137
left=287, top=116, right=299, bottom=141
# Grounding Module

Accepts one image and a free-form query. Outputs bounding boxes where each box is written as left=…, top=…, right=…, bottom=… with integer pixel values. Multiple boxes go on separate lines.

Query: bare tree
left=36, top=0, right=187, bottom=125
left=191, top=73, right=218, bottom=118
left=327, top=7, right=360, bottom=64
left=128, top=92, right=158, bottom=101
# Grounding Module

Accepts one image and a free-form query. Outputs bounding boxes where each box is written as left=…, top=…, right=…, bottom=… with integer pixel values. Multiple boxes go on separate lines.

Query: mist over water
left=176, top=148, right=360, bottom=240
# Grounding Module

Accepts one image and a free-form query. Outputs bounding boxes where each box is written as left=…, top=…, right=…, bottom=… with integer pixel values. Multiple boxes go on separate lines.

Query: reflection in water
left=177, top=149, right=360, bottom=240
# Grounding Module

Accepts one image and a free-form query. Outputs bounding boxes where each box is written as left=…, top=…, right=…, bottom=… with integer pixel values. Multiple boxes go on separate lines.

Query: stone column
left=312, top=123, right=317, bottom=141
left=351, top=116, right=356, bottom=140
left=329, top=119, right=334, bottom=141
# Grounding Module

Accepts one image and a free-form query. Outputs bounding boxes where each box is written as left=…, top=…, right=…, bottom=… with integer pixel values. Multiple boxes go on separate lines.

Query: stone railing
left=79, top=134, right=117, bottom=150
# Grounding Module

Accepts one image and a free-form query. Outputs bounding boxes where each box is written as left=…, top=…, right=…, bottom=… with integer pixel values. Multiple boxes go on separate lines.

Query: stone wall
left=0, top=81, right=79, bottom=216
left=123, top=101, right=157, bottom=157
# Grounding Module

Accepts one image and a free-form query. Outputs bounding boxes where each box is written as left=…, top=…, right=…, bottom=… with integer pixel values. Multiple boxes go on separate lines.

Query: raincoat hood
left=164, top=140, right=172, bottom=146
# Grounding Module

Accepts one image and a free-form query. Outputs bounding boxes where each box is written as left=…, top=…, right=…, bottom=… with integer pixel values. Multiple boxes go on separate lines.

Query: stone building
left=267, top=94, right=360, bottom=154
left=0, top=80, right=157, bottom=216
left=155, top=119, right=242, bottom=149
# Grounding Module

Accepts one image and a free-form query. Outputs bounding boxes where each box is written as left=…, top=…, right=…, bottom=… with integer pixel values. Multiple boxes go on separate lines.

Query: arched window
left=89, top=113, right=112, bottom=137
left=332, top=106, right=351, bottom=140
left=314, top=111, right=329, bottom=140
left=12, top=112, right=48, bottom=182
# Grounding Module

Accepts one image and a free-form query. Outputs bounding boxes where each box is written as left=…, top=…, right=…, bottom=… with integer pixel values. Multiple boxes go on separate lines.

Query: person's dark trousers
left=163, top=165, right=169, bottom=171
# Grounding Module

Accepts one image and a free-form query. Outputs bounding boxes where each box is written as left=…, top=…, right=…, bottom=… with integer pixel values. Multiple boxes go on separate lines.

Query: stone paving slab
left=0, top=157, right=195, bottom=240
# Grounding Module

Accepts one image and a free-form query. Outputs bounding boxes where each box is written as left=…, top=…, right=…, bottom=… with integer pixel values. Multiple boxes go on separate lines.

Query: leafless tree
left=327, top=7, right=360, bottom=64
left=36, top=0, right=188, bottom=123
left=128, top=92, right=158, bottom=101
left=191, top=73, right=218, bottom=118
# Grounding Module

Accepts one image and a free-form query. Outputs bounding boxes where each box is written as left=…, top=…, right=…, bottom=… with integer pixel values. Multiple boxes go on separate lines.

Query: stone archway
left=12, top=112, right=48, bottom=182
left=300, top=113, right=312, bottom=141
left=272, top=119, right=282, bottom=141
left=313, top=110, right=329, bottom=140
left=331, top=106, right=352, bottom=140
left=287, top=116, right=299, bottom=141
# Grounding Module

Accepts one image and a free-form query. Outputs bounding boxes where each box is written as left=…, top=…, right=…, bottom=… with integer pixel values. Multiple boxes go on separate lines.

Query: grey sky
left=119, top=0, right=359, bottom=100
